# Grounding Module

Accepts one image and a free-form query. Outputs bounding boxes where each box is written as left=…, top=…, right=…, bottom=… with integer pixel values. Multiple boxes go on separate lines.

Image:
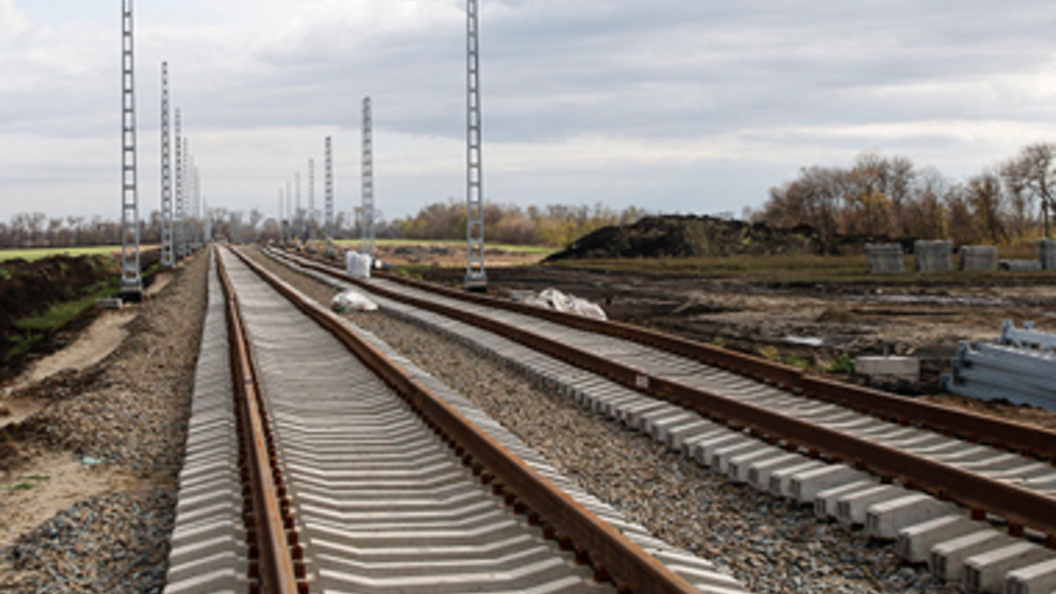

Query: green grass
left=0, top=246, right=121, bottom=262
left=547, top=253, right=1055, bottom=286
left=5, top=277, right=121, bottom=363
left=550, top=254, right=869, bottom=280
left=332, top=238, right=557, bottom=255
left=0, top=267, right=10, bottom=281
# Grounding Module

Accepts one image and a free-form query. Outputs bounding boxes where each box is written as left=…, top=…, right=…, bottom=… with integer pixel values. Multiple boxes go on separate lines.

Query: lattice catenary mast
left=160, top=62, right=174, bottom=268
left=119, top=0, right=142, bottom=300
left=193, top=166, right=201, bottom=247
left=186, top=150, right=195, bottom=250
left=308, top=158, right=316, bottom=238
left=174, top=110, right=185, bottom=258
left=295, top=172, right=302, bottom=240
left=362, top=96, right=375, bottom=257
left=325, top=137, right=334, bottom=238
left=465, top=0, right=486, bottom=290
left=286, top=180, right=292, bottom=242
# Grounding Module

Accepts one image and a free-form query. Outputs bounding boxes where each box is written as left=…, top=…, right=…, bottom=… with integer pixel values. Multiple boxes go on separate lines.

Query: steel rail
left=231, top=246, right=701, bottom=594
left=377, top=267, right=1056, bottom=460
left=283, top=249, right=1056, bottom=460
left=274, top=248, right=1056, bottom=544
left=215, top=247, right=304, bottom=594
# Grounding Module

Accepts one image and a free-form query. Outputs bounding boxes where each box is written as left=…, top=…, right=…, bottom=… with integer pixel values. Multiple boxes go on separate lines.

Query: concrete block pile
left=1040, top=239, right=1056, bottom=270
left=914, top=240, right=953, bottom=272
left=943, top=320, right=1056, bottom=411
left=959, top=246, right=998, bottom=272
left=866, top=243, right=904, bottom=274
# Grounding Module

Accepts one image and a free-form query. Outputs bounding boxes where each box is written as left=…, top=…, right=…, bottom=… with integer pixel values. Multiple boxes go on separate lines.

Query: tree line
left=750, top=143, right=1056, bottom=252
left=0, top=201, right=650, bottom=249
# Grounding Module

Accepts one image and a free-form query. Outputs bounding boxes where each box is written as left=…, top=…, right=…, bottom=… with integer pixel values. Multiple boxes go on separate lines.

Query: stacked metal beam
left=1040, top=239, right=1056, bottom=271
left=865, top=243, right=904, bottom=274
left=914, top=240, right=953, bottom=273
left=960, top=246, right=998, bottom=272
left=944, top=320, right=1056, bottom=411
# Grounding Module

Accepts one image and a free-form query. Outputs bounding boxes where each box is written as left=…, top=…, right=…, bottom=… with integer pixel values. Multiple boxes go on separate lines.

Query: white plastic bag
left=330, top=290, right=378, bottom=313
left=524, top=288, right=607, bottom=320
left=345, top=250, right=373, bottom=279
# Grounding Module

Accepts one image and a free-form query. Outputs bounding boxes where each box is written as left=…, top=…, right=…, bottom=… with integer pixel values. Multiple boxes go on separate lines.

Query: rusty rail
left=233, top=247, right=700, bottom=594
left=273, top=247, right=1056, bottom=543
left=374, top=267, right=1056, bottom=458
left=215, top=247, right=305, bottom=594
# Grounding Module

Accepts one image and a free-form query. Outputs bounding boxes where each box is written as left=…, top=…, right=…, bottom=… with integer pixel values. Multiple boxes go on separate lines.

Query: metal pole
left=181, top=137, right=190, bottom=255
left=325, top=137, right=334, bottom=239
left=194, top=166, right=201, bottom=247
left=119, top=0, right=142, bottom=300
left=174, top=110, right=184, bottom=258
left=160, top=62, right=173, bottom=268
left=362, top=97, right=375, bottom=257
left=308, top=158, right=315, bottom=239
left=465, top=0, right=486, bottom=291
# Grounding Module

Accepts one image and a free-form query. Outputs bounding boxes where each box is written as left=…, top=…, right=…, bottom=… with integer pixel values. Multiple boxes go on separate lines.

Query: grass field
left=0, top=246, right=122, bottom=262
left=332, top=238, right=557, bottom=255
left=550, top=251, right=1053, bottom=285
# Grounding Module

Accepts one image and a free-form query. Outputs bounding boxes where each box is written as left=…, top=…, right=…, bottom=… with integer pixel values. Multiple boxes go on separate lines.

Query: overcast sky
left=2, top=0, right=1056, bottom=224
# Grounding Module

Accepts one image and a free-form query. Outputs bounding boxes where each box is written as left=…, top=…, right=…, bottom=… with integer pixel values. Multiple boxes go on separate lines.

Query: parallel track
left=276, top=247, right=1056, bottom=539
left=164, top=246, right=745, bottom=594
left=264, top=247, right=1056, bottom=592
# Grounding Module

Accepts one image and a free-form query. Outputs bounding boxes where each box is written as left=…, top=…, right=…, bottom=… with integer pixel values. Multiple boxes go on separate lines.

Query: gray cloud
left=3, top=0, right=1056, bottom=222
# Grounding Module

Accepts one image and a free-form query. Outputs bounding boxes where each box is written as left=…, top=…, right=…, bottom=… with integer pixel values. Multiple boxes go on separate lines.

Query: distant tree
left=966, top=172, right=1007, bottom=244
left=1005, top=143, right=1056, bottom=238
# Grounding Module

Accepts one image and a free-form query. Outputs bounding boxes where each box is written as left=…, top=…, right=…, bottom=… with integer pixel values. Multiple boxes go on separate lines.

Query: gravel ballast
left=245, top=248, right=962, bottom=594
left=0, top=252, right=209, bottom=593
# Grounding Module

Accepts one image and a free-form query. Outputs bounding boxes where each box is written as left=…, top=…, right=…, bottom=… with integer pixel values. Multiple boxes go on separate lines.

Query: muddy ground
left=417, top=264, right=1056, bottom=397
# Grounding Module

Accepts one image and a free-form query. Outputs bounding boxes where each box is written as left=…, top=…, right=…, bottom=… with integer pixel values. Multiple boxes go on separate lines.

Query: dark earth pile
left=546, top=216, right=818, bottom=261
left=546, top=215, right=908, bottom=261
left=0, top=256, right=115, bottom=334
left=0, top=251, right=160, bottom=370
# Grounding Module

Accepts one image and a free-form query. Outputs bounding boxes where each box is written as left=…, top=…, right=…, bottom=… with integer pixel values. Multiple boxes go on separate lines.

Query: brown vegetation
left=751, top=143, right=1056, bottom=252
left=387, top=199, right=649, bottom=247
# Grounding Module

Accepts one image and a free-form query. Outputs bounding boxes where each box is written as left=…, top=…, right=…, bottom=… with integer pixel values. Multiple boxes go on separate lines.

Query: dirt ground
left=317, top=241, right=549, bottom=268
left=0, top=253, right=205, bottom=593
left=0, top=277, right=171, bottom=551
left=417, top=265, right=1056, bottom=397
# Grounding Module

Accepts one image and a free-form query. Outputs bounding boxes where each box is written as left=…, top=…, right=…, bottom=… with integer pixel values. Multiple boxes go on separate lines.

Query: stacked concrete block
left=943, top=320, right=1056, bottom=411
left=960, top=246, right=998, bottom=272
left=866, top=243, right=904, bottom=274
left=914, top=240, right=954, bottom=272
left=1040, top=239, right=1056, bottom=270
left=1000, top=259, right=1042, bottom=271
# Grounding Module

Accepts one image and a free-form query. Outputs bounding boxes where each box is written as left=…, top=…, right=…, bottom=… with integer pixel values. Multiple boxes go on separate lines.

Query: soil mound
left=545, top=215, right=913, bottom=261
left=545, top=215, right=819, bottom=261
left=0, top=256, right=117, bottom=364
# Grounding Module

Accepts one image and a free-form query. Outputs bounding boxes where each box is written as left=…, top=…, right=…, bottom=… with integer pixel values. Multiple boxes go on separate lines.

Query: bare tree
left=966, top=172, right=1007, bottom=244
left=1007, top=143, right=1056, bottom=237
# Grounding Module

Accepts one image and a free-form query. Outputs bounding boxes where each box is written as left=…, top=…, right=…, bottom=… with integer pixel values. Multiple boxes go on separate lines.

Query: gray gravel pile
left=1, top=253, right=209, bottom=593
left=247, top=248, right=960, bottom=594
left=3, top=491, right=175, bottom=594
left=21, top=310, right=202, bottom=475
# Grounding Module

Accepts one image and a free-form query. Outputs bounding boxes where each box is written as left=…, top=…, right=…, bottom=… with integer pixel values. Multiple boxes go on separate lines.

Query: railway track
left=162, top=246, right=747, bottom=594
left=263, top=246, right=1056, bottom=594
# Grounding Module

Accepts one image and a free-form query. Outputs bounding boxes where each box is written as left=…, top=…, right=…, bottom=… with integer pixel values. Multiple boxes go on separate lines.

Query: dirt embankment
left=545, top=215, right=902, bottom=261
left=0, top=251, right=160, bottom=379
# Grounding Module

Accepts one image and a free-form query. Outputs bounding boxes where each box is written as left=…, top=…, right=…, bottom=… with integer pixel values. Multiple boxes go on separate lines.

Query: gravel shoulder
left=0, top=252, right=209, bottom=593
left=244, top=247, right=961, bottom=594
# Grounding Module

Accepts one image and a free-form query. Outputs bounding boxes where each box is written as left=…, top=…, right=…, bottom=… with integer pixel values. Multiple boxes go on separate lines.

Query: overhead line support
left=119, top=0, right=142, bottom=301
left=160, top=63, right=174, bottom=267
left=465, top=0, right=486, bottom=291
